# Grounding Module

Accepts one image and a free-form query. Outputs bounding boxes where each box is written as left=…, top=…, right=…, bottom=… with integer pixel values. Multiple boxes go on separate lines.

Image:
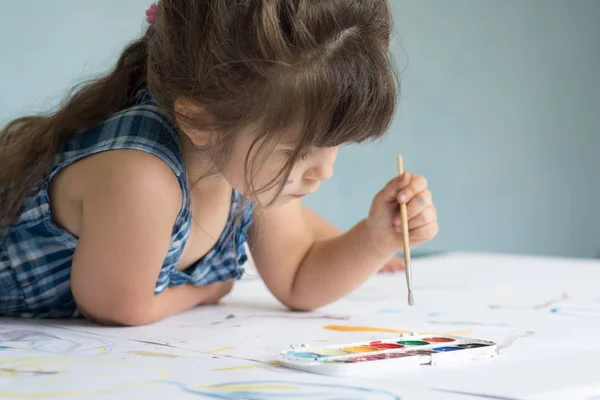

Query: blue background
left=1, top=1, right=598, bottom=258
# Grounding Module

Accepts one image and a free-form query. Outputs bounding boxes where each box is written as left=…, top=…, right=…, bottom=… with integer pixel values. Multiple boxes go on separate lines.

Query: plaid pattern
left=0, top=90, right=253, bottom=318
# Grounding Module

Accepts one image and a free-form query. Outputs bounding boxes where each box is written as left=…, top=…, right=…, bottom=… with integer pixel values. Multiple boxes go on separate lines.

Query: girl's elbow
left=279, top=296, right=321, bottom=313
left=77, top=298, right=158, bottom=327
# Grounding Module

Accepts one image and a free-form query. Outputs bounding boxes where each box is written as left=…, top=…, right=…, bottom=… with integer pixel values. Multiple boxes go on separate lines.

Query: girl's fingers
left=379, top=256, right=406, bottom=273
left=378, top=172, right=412, bottom=203
left=396, top=174, right=428, bottom=204
left=393, top=205, right=437, bottom=230
left=379, top=265, right=396, bottom=273
left=403, top=190, right=433, bottom=220
left=408, top=221, right=440, bottom=245
left=393, top=193, right=435, bottom=227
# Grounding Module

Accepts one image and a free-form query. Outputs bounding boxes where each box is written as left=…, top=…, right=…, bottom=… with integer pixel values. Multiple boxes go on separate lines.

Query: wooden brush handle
left=397, top=156, right=411, bottom=265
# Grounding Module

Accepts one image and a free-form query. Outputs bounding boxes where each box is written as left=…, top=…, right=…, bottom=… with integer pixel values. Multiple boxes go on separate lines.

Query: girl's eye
left=298, top=149, right=312, bottom=161
left=283, top=149, right=313, bottom=161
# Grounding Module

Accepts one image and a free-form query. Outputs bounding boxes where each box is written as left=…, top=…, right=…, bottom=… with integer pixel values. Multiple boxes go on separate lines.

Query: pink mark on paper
left=489, top=291, right=568, bottom=310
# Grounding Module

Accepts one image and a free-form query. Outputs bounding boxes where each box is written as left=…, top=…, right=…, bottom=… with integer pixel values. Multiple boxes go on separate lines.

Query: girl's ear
left=174, top=97, right=215, bottom=147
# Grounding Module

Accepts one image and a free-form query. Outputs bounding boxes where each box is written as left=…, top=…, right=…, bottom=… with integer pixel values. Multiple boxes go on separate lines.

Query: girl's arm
left=248, top=172, right=437, bottom=311
left=78, top=282, right=233, bottom=326
left=302, top=206, right=341, bottom=239
left=303, top=206, right=405, bottom=272
left=67, top=150, right=227, bottom=326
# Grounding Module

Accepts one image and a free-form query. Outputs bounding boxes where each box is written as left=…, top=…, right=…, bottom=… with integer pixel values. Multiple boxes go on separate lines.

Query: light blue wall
left=0, top=0, right=151, bottom=118
left=311, top=0, right=600, bottom=259
left=2, top=1, right=599, bottom=258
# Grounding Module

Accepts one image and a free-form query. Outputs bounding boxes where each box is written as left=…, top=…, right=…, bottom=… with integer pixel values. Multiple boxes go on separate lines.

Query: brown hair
left=0, top=0, right=398, bottom=226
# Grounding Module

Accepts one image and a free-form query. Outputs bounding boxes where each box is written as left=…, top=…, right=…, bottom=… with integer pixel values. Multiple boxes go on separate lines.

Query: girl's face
left=221, top=124, right=339, bottom=207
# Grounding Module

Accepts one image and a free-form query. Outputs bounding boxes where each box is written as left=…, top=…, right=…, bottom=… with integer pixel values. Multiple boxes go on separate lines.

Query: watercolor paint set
left=279, top=334, right=497, bottom=376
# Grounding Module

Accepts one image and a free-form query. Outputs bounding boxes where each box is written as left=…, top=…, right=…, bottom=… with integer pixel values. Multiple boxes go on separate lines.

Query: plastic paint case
left=279, top=334, right=497, bottom=377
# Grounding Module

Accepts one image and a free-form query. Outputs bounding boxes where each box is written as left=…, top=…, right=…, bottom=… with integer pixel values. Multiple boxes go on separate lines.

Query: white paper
left=1, top=252, right=599, bottom=399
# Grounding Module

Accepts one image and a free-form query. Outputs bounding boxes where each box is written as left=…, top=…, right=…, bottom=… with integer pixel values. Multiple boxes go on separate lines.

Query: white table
left=1, top=252, right=599, bottom=399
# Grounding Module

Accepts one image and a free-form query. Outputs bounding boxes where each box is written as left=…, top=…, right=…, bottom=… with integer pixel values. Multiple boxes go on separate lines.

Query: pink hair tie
left=146, top=3, right=158, bottom=25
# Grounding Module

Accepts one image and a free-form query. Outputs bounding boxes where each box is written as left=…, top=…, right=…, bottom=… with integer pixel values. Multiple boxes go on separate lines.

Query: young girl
left=0, top=1, right=438, bottom=325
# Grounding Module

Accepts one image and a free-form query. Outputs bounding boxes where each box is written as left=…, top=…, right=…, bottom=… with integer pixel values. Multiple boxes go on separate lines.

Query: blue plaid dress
left=0, top=90, right=254, bottom=318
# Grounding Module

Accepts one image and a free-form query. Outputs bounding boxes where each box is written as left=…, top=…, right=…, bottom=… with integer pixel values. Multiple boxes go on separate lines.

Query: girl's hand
left=366, top=171, right=438, bottom=256
left=379, top=255, right=405, bottom=273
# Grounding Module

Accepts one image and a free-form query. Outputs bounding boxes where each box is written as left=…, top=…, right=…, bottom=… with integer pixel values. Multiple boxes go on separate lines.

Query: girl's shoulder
left=54, top=89, right=185, bottom=180
left=8, top=90, right=189, bottom=232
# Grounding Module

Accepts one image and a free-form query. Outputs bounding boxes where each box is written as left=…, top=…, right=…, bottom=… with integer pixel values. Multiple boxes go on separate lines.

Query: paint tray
left=279, top=334, right=497, bottom=377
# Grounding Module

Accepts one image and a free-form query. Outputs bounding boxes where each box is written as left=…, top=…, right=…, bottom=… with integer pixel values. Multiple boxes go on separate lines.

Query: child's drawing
left=183, top=380, right=402, bottom=400
left=0, top=326, right=112, bottom=355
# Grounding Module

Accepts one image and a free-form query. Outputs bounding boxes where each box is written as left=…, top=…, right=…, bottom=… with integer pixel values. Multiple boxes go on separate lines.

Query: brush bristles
left=408, top=291, right=415, bottom=306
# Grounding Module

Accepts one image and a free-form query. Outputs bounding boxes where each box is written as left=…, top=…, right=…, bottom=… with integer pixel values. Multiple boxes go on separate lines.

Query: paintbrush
left=397, top=155, right=414, bottom=306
